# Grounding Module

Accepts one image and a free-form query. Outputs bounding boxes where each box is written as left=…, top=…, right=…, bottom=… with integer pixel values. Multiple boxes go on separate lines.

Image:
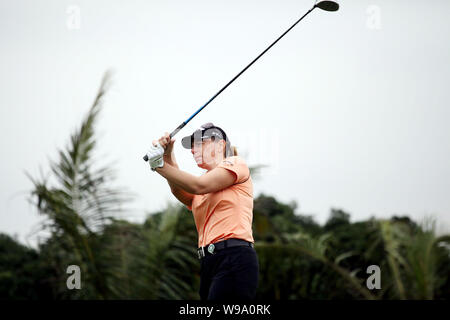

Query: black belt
left=197, top=238, right=254, bottom=259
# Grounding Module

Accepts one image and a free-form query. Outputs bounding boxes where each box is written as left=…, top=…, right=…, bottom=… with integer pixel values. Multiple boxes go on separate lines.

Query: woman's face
left=191, top=138, right=224, bottom=170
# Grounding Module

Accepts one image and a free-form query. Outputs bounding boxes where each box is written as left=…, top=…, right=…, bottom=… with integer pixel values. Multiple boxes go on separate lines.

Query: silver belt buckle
left=207, top=243, right=215, bottom=254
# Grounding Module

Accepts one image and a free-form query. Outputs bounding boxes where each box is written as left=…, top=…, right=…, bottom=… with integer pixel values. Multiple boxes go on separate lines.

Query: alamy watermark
left=66, top=5, right=81, bottom=30
left=190, top=127, right=280, bottom=176
left=366, top=265, right=381, bottom=290
left=66, top=265, right=81, bottom=290
left=64, top=263, right=380, bottom=292
left=366, top=5, right=382, bottom=30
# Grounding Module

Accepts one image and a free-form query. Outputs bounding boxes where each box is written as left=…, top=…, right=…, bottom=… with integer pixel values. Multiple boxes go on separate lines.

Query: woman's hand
left=153, top=132, right=176, bottom=163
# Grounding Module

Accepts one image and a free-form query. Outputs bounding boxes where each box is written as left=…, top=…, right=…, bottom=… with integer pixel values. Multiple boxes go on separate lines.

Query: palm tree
left=125, top=204, right=199, bottom=299
left=27, top=72, right=202, bottom=299
left=27, top=72, right=132, bottom=298
left=372, top=218, right=450, bottom=299
left=254, top=213, right=377, bottom=299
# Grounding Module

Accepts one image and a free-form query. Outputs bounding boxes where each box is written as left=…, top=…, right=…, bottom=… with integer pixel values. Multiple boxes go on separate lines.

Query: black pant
left=199, top=245, right=259, bottom=301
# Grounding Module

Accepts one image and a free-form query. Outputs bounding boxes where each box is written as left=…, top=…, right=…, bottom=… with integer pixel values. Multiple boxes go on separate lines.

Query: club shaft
left=144, top=5, right=316, bottom=161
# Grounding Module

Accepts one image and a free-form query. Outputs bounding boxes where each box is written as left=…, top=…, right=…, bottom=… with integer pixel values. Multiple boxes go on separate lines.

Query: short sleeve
left=217, top=156, right=250, bottom=184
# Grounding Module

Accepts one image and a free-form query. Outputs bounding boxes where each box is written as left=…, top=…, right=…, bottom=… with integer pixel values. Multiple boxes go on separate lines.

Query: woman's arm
left=156, top=162, right=236, bottom=195
left=154, top=133, right=195, bottom=207
left=152, top=132, right=236, bottom=196
left=164, top=155, right=194, bottom=207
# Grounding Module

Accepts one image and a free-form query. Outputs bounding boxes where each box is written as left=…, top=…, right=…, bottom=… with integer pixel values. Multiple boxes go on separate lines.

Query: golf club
left=143, top=0, right=339, bottom=161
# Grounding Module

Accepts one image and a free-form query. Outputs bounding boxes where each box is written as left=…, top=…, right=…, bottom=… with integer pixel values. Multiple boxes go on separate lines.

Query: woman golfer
left=146, top=122, right=258, bottom=300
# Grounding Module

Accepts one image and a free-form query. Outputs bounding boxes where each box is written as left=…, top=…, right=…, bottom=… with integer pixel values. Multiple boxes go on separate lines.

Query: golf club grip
left=143, top=122, right=186, bottom=162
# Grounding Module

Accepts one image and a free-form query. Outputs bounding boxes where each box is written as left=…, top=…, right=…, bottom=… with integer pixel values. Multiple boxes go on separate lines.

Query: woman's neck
left=205, top=154, right=225, bottom=171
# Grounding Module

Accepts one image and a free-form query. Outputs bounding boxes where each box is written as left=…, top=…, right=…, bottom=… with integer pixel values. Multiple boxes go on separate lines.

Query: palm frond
left=27, top=71, right=133, bottom=299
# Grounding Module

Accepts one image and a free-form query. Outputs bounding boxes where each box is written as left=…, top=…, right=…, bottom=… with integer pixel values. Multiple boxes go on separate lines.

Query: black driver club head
left=315, top=0, right=340, bottom=12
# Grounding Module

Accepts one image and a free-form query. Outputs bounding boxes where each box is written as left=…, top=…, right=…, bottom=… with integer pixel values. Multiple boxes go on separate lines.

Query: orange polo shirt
left=187, top=156, right=254, bottom=248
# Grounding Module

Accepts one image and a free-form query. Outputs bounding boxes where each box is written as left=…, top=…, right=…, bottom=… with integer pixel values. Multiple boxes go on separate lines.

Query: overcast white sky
left=1, top=0, right=449, bottom=247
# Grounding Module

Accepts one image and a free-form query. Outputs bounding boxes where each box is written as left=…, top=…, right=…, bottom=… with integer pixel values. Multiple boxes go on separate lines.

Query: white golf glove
left=146, top=142, right=165, bottom=171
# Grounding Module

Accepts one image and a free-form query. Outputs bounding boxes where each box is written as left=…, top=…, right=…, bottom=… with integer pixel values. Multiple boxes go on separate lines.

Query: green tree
left=27, top=72, right=198, bottom=299
left=0, top=233, right=54, bottom=299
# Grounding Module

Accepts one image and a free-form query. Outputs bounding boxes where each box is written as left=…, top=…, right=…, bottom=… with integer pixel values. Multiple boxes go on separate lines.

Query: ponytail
left=224, top=141, right=238, bottom=158
left=231, top=145, right=238, bottom=156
